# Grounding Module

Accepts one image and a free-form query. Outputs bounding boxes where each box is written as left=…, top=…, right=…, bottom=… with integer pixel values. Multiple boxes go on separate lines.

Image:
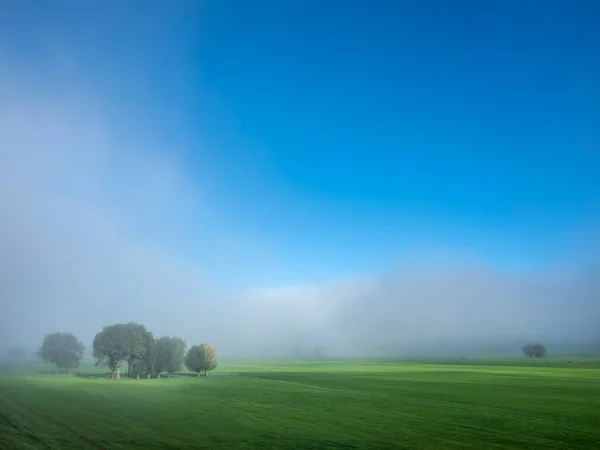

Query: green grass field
left=1, top=358, right=600, bottom=449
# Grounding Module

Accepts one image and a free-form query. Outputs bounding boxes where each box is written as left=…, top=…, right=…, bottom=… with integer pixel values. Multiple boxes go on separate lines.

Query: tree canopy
left=185, top=344, right=217, bottom=376
left=122, top=322, right=153, bottom=377
left=38, top=332, right=85, bottom=371
left=92, top=322, right=153, bottom=378
left=156, top=336, right=187, bottom=377
left=144, top=335, right=158, bottom=377
left=93, top=324, right=129, bottom=378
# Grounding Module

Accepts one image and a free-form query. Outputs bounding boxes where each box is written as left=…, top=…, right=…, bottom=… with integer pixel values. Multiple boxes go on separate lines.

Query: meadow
left=1, top=358, right=600, bottom=449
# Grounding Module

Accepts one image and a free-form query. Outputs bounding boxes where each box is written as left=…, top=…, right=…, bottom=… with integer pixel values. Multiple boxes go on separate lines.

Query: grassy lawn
left=1, top=358, right=599, bottom=449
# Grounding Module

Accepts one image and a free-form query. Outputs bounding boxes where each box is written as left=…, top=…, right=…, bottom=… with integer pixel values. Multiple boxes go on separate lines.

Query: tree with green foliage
left=144, top=335, right=158, bottom=377
left=93, top=322, right=154, bottom=378
left=129, top=335, right=158, bottom=379
left=156, top=336, right=186, bottom=377
left=121, top=322, right=153, bottom=377
left=185, top=344, right=217, bottom=377
left=38, top=332, right=85, bottom=372
left=93, top=324, right=129, bottom=379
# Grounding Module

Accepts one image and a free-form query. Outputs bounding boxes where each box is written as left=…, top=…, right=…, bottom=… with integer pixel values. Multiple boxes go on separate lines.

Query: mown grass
left=1, top=358, right=600, bottom=449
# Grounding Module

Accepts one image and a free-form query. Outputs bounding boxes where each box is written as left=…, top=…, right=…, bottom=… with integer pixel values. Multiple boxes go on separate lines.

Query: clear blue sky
left=2, top=0, right=599, bottom=285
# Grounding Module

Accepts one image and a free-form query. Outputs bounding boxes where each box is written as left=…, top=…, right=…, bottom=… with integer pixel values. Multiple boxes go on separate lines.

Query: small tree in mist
left=156, top=336, right=187, bottom=377
left=38, top=332, right=85, bottom=372
left=6, top=346, right=27, bottom=365
left=185, top=344, right=217, bottom=377
left=312, top=346, right=323, bottom=359
left=532, top=343, right=546, bottom=358
left=522, top=343, right=547, bottom=359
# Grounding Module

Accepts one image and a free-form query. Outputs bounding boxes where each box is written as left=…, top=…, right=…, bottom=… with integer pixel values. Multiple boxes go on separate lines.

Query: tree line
left=33, top=331, right=547, bottom=372
left=37, top=323, right=217, bottom=378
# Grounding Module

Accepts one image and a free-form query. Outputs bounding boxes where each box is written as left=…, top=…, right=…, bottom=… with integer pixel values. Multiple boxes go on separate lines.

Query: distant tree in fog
left=38, top=332, right=85, bottom=372
left=312, top=346, right=322, bottom=359
left=185, top=344, right=217, bottom=377
left=7, top=346, right=26, bottom=364
left=532, top=343, right=546, bottom=358
left=156, top=336, right=187, bottom=377
left=522, top=343, right=546, bottom=358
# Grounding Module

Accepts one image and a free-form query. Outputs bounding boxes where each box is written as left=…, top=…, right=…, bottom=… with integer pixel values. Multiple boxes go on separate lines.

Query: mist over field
left=3, top=3, right=600, bottom=449
left=1, top=54, right=598, bottom=359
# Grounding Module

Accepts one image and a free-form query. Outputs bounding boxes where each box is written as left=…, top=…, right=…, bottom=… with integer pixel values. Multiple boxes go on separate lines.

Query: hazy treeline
left=29, top=322, right=217, bottom=378
left=3, top=333, right=552, bottom=372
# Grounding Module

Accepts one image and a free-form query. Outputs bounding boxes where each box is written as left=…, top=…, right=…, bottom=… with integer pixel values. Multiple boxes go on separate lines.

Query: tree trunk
left=205, top=369, right=208, bottom=377
left=116, top=368, right=120, bottom=379
left=197, top=371, right=200, bottom=377
left=147, top=373, right=150, bottom=379
left=127, top=360, right=132, bottom=378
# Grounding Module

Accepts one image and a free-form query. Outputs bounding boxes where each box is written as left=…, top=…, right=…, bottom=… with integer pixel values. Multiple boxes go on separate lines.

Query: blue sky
left=2, top=1, right=600, bottom=353
left=2, top=0, right=600, bottom=284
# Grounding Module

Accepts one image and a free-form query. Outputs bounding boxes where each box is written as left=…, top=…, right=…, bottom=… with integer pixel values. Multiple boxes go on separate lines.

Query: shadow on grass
left=27, top=369, right=110, bottom=378
left=32, top=369, right=66, bottom=375
left=73, top=372, right=112, bottom=379
left=173, top=372, right=204, bottom=378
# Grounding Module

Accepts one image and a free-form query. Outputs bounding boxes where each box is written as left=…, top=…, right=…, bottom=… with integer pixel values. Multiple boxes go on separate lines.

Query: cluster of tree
left=36, top=323, right=217, bottom=378
left=522, top=343, right=547, bottom=358
left=92, top=322, right=155, bottom=378
left=91, top=322, right=216, bottom=378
